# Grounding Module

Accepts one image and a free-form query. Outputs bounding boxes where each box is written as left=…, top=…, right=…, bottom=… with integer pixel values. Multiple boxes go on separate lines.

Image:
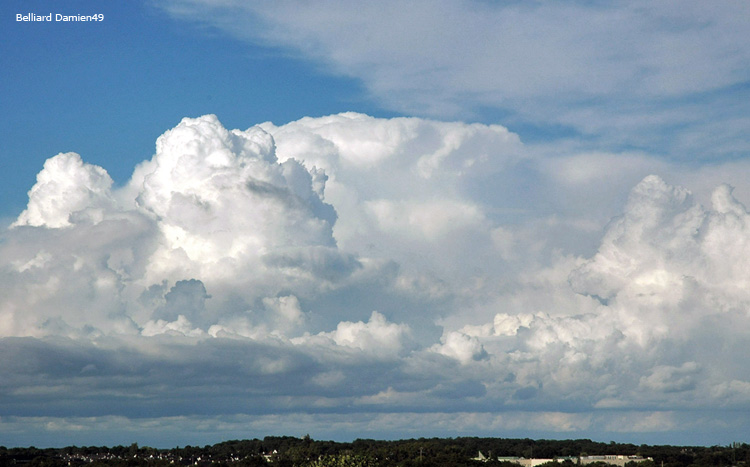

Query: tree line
left=1, top=436, right=748, bottom=467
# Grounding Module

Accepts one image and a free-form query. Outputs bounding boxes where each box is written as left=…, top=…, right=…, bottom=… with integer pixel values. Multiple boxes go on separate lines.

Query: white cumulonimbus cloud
left=3, top=113, right=750, bottom=443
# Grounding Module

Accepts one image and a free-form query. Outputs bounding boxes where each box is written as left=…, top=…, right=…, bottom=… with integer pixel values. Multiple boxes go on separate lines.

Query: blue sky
left=1, top=0, right=385, bottom=217
left=4, top=0, right=750, bottom=449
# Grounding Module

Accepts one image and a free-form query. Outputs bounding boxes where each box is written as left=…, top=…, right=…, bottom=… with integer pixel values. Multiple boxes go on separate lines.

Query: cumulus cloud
left=570, top=174, right=750, bottom=340
left=431, top=331, right=487, bottom=364
left=13, top=152, right=115, bottom=229
left=129, top=115, right=341, bottom=294
left=448, top=175, right=750, bottom=412
left=296, top=311, right=413, bottom=358
left=1, top=115, right=362, bottom=338
left=6, top=113, right=750, bottom=444
left=260, top=112, right=522, bottom=290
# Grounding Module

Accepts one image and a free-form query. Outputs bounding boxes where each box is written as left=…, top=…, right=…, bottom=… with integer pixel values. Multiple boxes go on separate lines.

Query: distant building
left=579, top=455, right=653, bottom=466
left=473, top=453, right=653, bottom=466
left=482, top=455, right=564, bottom=465
left=516, top=458, right=556, bottom=466
left=263, top=450, right=278, bottom=462
left=473, top=451, right=490, bottom=461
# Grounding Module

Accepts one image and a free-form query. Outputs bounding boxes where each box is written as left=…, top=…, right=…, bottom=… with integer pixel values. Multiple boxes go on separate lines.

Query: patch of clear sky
left=0, top=0, right=395, bottom=218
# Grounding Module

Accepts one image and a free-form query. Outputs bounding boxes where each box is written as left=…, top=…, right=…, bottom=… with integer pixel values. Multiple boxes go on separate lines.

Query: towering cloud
left=3, top=113, right=750, bottom=444
left=13, top=152, right=115, bottom=229
left=2, top=115, right=348, bottom=338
